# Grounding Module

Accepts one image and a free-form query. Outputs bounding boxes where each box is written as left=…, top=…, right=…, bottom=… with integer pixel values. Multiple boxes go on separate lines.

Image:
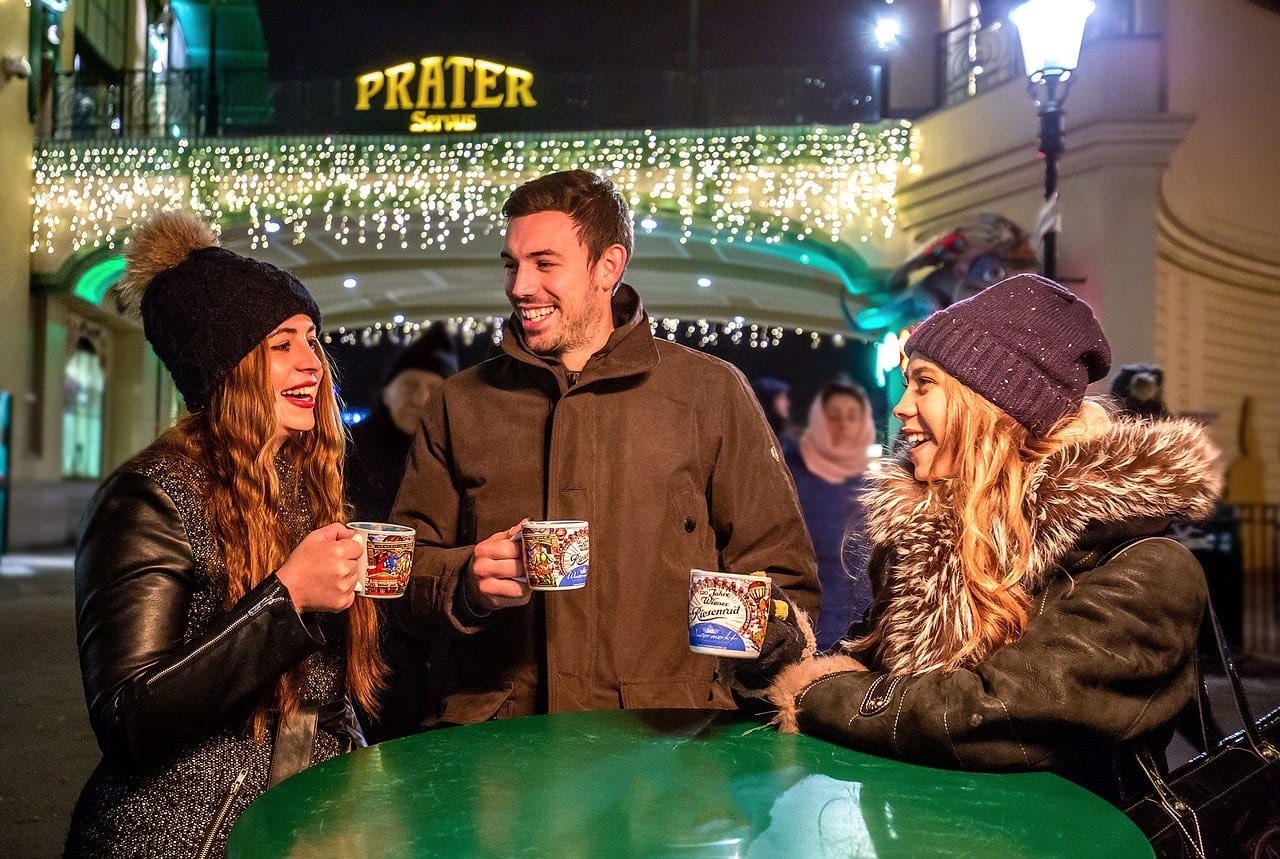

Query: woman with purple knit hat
left=732, top=273, right=1221, bottom=807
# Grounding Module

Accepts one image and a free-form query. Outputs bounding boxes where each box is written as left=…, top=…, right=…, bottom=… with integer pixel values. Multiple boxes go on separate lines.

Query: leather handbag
left=1123, top=589, right=1280, bottom=858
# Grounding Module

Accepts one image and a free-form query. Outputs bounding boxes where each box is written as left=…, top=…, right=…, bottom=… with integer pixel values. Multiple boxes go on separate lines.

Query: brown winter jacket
left=766, top=418, right=1221, bottom=803
left=392, top=284, right=819, bottom=725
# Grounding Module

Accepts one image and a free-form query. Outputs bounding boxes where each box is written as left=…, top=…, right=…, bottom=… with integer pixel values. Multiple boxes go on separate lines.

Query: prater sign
left=355, top=56, right=537, bottom=133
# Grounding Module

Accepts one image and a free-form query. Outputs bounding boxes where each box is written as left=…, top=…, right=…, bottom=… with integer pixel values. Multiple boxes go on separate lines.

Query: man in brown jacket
left=392, top=169, right=819, bottom=725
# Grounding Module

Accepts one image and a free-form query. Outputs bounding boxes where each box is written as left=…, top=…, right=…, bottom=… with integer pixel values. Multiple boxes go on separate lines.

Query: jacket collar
left=859, top=417, right=1222, bottom=675
left=500, top=282, right=658, bottom=391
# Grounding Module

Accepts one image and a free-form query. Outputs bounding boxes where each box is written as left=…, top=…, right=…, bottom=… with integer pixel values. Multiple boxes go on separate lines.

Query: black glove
left=724, top=589, right=807, bottom=692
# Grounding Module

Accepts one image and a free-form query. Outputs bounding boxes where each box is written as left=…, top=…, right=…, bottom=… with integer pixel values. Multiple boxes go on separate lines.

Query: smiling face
left=893, top=356, right=954, bottom=482
left=268, top=313, right=323, bottom=447
left=501, top=210, right=627, bottom=372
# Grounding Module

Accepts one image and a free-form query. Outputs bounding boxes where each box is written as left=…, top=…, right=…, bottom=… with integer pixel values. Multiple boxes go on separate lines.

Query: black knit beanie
left=381, top=322, right=459, bottom=387
left=119, top=212, right=321, bottom=411
left=905, top=273, right=1111, bottom=436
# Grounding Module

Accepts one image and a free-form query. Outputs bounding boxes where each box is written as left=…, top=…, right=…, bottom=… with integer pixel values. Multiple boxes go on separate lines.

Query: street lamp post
left=1009, top=0, right=1095, bottom=282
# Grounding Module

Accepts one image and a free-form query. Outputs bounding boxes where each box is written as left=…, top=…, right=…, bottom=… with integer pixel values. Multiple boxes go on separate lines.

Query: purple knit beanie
left=905, top=273, right=1111, bottom=435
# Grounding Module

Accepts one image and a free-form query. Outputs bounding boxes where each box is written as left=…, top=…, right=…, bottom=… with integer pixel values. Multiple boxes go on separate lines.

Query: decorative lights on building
left=31, top=124, right=911, bottom=261
left=322, top=314, right=853, bottom=351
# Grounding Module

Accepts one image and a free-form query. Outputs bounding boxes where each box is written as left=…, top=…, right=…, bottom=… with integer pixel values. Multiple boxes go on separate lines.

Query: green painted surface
left=71, top=255, right=125, bottom=306
left=228, top=709, right=1153, bottom=858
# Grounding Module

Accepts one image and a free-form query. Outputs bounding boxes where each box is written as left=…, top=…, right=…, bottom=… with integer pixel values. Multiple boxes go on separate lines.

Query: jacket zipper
left=146, top=594, right=288, bottom=688
left=196, top=768, right=248, bottom=859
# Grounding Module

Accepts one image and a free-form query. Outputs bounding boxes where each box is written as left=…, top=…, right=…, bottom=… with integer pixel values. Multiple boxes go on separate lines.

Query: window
left=62, top=338, right=105, bottom=479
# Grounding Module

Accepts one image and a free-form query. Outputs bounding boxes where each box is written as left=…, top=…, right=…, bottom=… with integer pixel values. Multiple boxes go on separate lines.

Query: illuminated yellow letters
left=383, top=62, right=416, bottom=110
left=354, top=56, right=537, bottom=130
left=408, top=112, right=478, bottom=133
left=445, top=56, right=474, bottom=109
left=415, top=57, right=446, bottom=110
left=473, top=59, right=506, bottom=109
left=505, top=66, right=536, bottom=107
left=355, top=72, right=384, bottom=110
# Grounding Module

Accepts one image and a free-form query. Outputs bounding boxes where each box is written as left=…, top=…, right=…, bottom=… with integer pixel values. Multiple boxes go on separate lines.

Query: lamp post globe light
left=1009, top=0, right=1095, bottom=281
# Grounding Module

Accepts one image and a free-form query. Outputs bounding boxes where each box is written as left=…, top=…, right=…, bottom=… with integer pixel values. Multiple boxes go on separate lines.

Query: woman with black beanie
left=65, top=212, right=384, bottom=857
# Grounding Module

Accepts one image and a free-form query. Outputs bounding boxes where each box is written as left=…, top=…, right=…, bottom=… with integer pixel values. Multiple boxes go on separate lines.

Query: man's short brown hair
left=502, top=169, right=634, bottom=268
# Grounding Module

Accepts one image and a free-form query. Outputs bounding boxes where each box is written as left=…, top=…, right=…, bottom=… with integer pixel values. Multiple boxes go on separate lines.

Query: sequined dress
left=65, top=449, right=355, bottom=858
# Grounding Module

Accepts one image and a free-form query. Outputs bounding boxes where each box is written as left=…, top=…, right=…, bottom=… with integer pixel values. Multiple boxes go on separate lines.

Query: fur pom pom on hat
left=114, top=212, right=322, bottom=411
left=905, top=273, right=1111, bottom=436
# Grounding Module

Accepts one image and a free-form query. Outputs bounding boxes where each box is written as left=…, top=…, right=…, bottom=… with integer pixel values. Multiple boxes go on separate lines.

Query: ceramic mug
left=519, top=520, right=590, bottom=590
left=688, top=569, right=771, bottom=658
left=347, top=521, right=415, bottom=598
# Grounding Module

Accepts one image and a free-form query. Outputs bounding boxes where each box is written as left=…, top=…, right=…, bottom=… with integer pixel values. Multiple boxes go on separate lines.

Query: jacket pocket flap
left=437, top=684, right=515, bottom=727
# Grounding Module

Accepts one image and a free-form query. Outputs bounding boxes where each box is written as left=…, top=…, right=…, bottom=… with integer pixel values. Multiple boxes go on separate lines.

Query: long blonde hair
left=877, top=373, right=1110, bottom=665
left=157, top=339, right=383, bottom=737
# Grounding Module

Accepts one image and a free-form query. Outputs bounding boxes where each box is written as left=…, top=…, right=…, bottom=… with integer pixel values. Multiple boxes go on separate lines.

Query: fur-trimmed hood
left=856, top=417, right=1221, bottom=676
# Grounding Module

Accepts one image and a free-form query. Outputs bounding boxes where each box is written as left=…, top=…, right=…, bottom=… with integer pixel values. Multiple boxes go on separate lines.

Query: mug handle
left=508, top=530, right=527, bottom=583
left=351, top=531, right=367, bottom=595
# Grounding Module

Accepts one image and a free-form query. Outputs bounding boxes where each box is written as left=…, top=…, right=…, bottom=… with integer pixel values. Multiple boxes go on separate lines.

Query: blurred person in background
left=787, top=380, right=877, bottom=652
left=1109, top=363, right=1169, bottom=420
left=67, top=212, right=381, bottom=857
left=347, top=323, right=458, bottom=522
left=346, top=323, right=458, bottom=742
left=751, top=376, right=797, bottom=456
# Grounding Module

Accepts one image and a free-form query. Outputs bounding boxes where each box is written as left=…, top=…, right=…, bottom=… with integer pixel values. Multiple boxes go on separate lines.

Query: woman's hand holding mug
left=276, top=522, right=364, bottom=613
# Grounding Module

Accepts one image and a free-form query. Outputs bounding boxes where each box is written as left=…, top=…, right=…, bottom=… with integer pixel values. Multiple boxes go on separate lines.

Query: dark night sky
left=256, top=1, right=887, bottom=79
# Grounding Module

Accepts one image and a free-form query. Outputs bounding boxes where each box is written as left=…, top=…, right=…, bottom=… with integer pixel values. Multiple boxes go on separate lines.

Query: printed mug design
left=363, top=533, right=413, bottom=597
left=688, top=571, right=770, bottom=658
left=348, top=522, right=415, bottom=599
left=522, top=522, right=589, bottom=590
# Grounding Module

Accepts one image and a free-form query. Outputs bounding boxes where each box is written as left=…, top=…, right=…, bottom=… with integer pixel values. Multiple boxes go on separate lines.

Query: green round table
left=228, top=709, right=1153, bottom=858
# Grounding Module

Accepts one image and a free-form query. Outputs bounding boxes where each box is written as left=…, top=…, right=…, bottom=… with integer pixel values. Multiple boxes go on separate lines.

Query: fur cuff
left=719, top=606, right=820, bottom=700
left=795, top=606, right=818, bottom=660
left=767, top=654, right=866, bottom=733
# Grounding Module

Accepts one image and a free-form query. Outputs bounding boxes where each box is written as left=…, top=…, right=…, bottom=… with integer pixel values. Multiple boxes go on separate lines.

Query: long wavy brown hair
left=156, top=338, right=383, bottom=738
left=888, top=373, right=1110, bottom=665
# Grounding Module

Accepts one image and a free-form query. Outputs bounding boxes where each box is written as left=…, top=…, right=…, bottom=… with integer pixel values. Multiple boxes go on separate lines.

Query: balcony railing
left=935, top=0, right=1139, bottom=109
left=48, top=68, right=206, bottom=140
left=42, top=63, right=886, bottom=141
left=935, top=17, right=1023, bottom=108
left=1195, top=504, right=1280, bottom=661
left=1238, top=504, right=1280, bottom=659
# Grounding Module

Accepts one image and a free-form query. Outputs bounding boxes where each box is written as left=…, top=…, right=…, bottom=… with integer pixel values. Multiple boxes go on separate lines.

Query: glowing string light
left=32, top=124, right=912, bottom=267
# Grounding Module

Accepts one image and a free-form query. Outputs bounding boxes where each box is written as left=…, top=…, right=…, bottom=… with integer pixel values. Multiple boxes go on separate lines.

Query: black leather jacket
left=799, top=529, right=1205, bottom=803
left=66, top=450, right=357, bottom=858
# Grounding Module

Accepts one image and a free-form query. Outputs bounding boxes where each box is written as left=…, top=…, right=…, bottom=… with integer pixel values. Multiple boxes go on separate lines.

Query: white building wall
left=1155, top=0, right=1280, bottom=501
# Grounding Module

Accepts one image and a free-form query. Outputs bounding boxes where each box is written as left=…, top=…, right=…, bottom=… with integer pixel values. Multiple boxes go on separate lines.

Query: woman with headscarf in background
left=787, top=380, right=877, bottom=652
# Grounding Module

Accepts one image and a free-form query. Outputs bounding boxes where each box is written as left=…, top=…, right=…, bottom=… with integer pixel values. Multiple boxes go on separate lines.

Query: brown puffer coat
left=767, top=418, right=1221, bottom=803
left=393, top=284, right=819, bottom=725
